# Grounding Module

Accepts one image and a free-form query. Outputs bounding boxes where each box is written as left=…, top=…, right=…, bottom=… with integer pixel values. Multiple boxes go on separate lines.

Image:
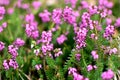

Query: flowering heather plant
left=0, top=0, right=120, bottom=80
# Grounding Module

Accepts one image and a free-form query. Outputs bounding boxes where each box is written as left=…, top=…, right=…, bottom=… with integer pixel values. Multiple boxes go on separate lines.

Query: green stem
left=81, top=49, right=87, bottom=68
left=18, top=69, right=31, bottom=80
left=8, top=26, right=13, bottom=41
left=18, top=72, right=24, bottom=80
left=43, top=56, right=48, bottom=80
left=50, top=22, right=55, bottom=29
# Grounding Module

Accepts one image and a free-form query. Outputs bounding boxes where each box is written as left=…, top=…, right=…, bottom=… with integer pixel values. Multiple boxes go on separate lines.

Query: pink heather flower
left=68, top=67, right=89, bottom=80
left=106, top=18, right=112, bottom=25
left=25, top=24, right=39, bottom=39
left=75, top=53, right=81, bottom=61
left=80, top=1, right=89, bottom=9
left=93, top=65, right=97, bottom=69
left=25, top=14, right=35, bottom=23
left=0, top=0, right=10, bottom=5
left=17, top=0, right=22, bottom=8
left=107, top=10, right=112, bottom=15
left=65, top=0, right=78, bottom=8
left=75, top=28, right=88, bottom=49
left=21, top=3, right=29, bottom=9
left=109, top=48, right=118, bottom=55
left=8, top=45, right=18, bottom=58
left=103, top=25, right=115, bottom=40
left=13, top=38, right=25, bottom=47
left=54, top=48, right=63, bottom=57
left=91, top=50, right=99, bottom=60
left=57, top=34, right=67, bottom=45
left=9, top=59, right=18, bottom=69
left=72, top=11, right=80, bottom=17
left=101, top=69, right=114, bottom=80
left=7, top=8, right=14, bottom=15
left=32, top=1, right=41, bottom=10
left=99, top=0, right=113, bottom=9
left=79, top=12, right=90, bottom=28
left=64, top=0, right=69, bottom=4
left=68, top=67, right=77, bottom=74
left=0, top=41, right=5, bottom=51
left=35, top=64, right=42, bottom=70
left=0, top=6, right=5, bottom=20
left=41, top=31, right=52, bottom=44
left=100, top=11, right=107, bottom=18
left=115, top=18, right=120, bottom=27
left=73, top=72, right=84, bottom=80
left=41, top=43, right=53, bottom=55
left=88, top=6, right=98, bottom=15
left=0, top=22, right=7, bottom=33
left=104, top=1, right=113, bottom=8
left=2, top=22, right=7, bottom=28
left=90, top=33, right=98, bottom=40
left=0, top=27, right=3, bottom=32
left=63, top=6, right=76, bottom=24
left=52, top=8, right=62, bottom=24
left=84, top=78, right=89, bottom=80
left=39, top=10, right=51, bottom=22
left=3, top=60, right=9, bottom=70
left=87, top=65, right=93, bottom=72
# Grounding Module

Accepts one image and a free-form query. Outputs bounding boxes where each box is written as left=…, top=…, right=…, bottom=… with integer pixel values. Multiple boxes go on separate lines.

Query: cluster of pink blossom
left=57, top=34, right=67, bottom=45
left=54, top=48, right=63, bottom=57
left=68, top=67, right=89, bottom=80
left=7, top=8, right=14, bottom=15
left=75, top=53, right=81, bottom=61
left=41, top=31, right=52, bottom=44
left=39, top=10, right=51, bottom=22
left=16, top=0, right=30, bottom=10
left=106, top=18, right=112, bottom=25
left=65, top=0, right=78, bottom=8
left=103, top=25, right=115, bottom=40
left=3, top=38, right=24, bottom=70
left=35, top=64, right=42, bottom=70
left=13, top=38, right=25, bottom=48
left=74, top=27, right=88, bottom=49
left=0, top=41, right=5, bottom=51
left=3, top=59, right=18, bottom=70
left=8, top=38, right=25, bottom=58
left=99, top=0, right=113, bottom=9
left=25, top=14, right=39, bottom=39
left=8, top=45, right=18, bottom=58
left=87, top=64, right=97, bottom=72
left=101, top=69, right=114, bottom=80
left=40, top=31, right=53, bottom=56
left=88, top=6, right=98, bottom=15
left=90, top=33, right=98, bottom=40
left=63, top=6, right=76, bottom=25
left=0, top=22, right=7, bottom=33
left=52, top=8, right=62, bottom=24
left=98, top=0, right=113, bottom=18
left=80, top=1, right=89, bottom=9
left=91, top=50, right=99, bottom=60
left=25, top=24, right=39, bottom=39
left=0, top=6, right=5, bottom=20
left=0, top=0, right=10, bottom=5
left=102, top=46, right=118, bottom=55
left=25, top=14, right=35, bottom=23
left=115, top=18, right=120, bottom=27
left=32, top=1, right=41, bottom=10
left=39, top=6, right=78, bottom=25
